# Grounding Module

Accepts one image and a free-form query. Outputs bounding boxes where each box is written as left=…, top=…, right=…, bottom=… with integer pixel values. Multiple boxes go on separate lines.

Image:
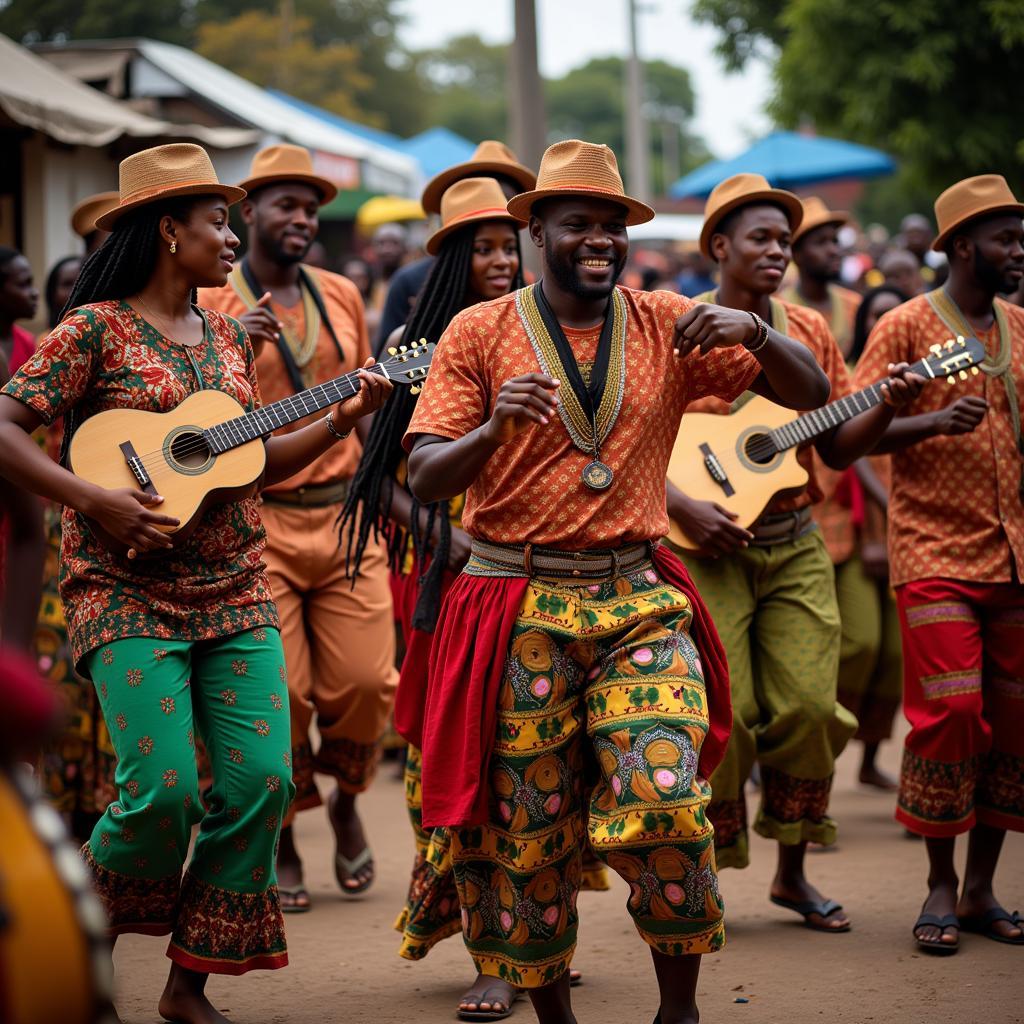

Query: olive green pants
left=677, top=529, right=856, bottom=868
left=833, top=554, right=902, bottom=744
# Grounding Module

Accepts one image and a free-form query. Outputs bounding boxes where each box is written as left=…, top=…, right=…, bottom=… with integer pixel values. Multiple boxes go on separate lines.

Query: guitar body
left=666, top=394, right=809, bottom=550
left=68, top=389, right=267, bottom=551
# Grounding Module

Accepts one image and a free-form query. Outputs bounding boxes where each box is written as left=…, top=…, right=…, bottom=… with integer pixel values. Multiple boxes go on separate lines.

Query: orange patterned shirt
left=199, top=268, right=370, bottom=491
left=781, top=283, right=861, bottom=356
left=853, top=293, right=1024, bottom=586
left=405, top=286, right=760, bottom=548
left=687, top=299, right=853, bottom=513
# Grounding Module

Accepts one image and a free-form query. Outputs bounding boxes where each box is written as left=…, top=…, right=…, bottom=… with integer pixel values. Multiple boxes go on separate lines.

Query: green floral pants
left=82, top=627, right=295, bottom=974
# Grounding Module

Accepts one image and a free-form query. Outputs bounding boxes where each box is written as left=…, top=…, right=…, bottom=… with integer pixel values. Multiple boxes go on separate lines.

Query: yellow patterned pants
left=451, top=563, right=723, bottom=989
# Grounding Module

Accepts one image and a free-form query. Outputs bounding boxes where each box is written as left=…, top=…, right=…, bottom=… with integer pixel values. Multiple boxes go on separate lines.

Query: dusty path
left=113, top=735, right=1023, bottom=1024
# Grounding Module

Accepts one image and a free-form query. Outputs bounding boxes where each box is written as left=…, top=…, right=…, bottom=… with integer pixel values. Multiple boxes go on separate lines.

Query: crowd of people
left=0, top=130, right=1021, bottom=1024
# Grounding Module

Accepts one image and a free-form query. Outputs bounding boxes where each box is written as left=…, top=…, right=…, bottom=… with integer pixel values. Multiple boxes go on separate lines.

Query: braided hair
left=60, top=196, right=205, bottom=319
left=339, top=223, right=524, bottom=630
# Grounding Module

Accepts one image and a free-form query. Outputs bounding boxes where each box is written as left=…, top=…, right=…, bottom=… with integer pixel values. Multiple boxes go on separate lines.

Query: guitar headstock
left=923, top=335, right=986, bottom=384
left=380, top=338, right=435, bottom=393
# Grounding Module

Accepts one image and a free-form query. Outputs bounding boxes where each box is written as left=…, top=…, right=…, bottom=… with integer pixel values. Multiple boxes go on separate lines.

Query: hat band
left=116, top=178, right=228, bottom=207
left=535, top=182, right=627, bottom=199
left=445, top=205, right=513, bottom=228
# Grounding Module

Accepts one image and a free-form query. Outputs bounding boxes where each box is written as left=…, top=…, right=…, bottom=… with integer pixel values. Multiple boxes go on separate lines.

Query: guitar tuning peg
left=930, top=344, right=942, bottom=354
left=947, top=375, right=956, bottom=385
left=945, top=339, right=955, bottom=349
left=957, top=334, right=965, bottom=343
left=959, top=370, right=968, bottom=380
left=387, top=346, right=397, bottom=356
left=410, top=385, right=421, bottom=395
left=399, top=345, right=408, bottom=352
left=971, top=367, right=980, bottom=375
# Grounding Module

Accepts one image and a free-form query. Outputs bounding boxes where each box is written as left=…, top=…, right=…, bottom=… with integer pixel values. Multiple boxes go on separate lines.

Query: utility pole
left=624, top=0, right=652, bottom=202
left=508, top=0, right=547, bottom=174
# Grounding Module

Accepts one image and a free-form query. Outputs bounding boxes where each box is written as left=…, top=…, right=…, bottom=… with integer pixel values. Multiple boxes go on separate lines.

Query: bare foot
left=859, top=765, right=898, bottom=790
left=915, top=881, right=959, bottom=948
left=458, top=974, right=518, bottom=1018
left=328, top=788, right=374, bottom=893
left=158, top=966, right=229, bottom=1024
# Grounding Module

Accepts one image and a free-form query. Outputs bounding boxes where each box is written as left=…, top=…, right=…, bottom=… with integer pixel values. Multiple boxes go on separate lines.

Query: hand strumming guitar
left=81, top=488, right=180, bottom=555
left=666, top=482, right=752, bottom=557
left=672, top=304, right=758, bottom=357
left=481, top=373, right=561, bottom=446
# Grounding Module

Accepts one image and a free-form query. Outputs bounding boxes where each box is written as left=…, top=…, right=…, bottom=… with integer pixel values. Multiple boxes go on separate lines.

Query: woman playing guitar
left=0, top=144, right=390, bottom=1024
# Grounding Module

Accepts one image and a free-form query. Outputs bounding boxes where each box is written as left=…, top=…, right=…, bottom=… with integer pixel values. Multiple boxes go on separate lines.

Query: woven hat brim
left=236, top=172, right=338, bottom=206
left=506, top=187, right=655, bottom=226
left=422, top=160, right=537, bottom=215
left=96, top=183, right=247, bottom=231
left=932, top=201, right=1024, bottom=251
left=425, top=209, right=524, bottom=256
left=793, top=210, right=849, bottom=244
left=700, top=189, right=804, bottom=259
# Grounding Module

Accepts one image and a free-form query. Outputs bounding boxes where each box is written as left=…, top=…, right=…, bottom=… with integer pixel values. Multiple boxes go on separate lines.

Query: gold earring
left=169, top=241, right=177, bottom=254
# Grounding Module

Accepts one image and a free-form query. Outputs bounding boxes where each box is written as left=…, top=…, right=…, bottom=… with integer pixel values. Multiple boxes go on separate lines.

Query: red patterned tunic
left=2, top=301, right=278, bottom=670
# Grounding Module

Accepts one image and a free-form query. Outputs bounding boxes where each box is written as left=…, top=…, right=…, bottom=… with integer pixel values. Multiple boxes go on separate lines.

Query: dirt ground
left=113, top=733, right=1023, bottom=1024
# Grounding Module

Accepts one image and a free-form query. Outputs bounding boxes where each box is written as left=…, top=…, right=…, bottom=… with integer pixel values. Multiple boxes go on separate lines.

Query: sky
left=397, top=0, right=773, bottom=159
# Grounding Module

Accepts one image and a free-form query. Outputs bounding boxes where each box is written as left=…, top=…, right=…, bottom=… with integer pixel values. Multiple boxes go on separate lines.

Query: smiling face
left=467, top=220, right=520, bottom=301
left=531, top=197, right=629, bottom=301
left=0, top=254, right=40, bottom=321
left=245, top=182, right=322, bottom=266
left=161, top=196, right=241, bottom=288
left=711, top=203, right=792, bottom=296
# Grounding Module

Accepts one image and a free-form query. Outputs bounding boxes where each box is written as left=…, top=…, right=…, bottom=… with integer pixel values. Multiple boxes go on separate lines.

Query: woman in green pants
left=0, top=144, right=390, bottom=1024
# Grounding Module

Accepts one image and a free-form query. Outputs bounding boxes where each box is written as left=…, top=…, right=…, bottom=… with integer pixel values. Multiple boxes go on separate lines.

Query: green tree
left=692, top=0, right=787, bottom=70
left=0, top=0, right=190, bottom=44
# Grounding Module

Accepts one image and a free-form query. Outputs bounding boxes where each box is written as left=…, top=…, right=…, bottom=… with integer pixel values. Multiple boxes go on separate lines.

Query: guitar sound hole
left=169, top=431, right=211, bottom=470
left=743, top=432, right=776, bottom=465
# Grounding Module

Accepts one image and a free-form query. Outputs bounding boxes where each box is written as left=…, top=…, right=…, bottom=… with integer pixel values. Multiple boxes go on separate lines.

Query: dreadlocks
left=339, top=223, right=524, bottom=630
left=60, top=197, right=204, bottom=320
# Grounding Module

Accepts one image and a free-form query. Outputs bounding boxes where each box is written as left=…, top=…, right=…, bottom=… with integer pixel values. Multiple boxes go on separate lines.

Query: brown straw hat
left=96, top=144, right=247, bottom=230
left=792, top=195, right=849, bottom=245
left=425, top=177, right=525, bottom=255
left=236, top=143, right=338, bottom=205
left=932, top=174, right=1024, bottom=251
left=421, top=140, right=536, bottom=215
left=71, top=191, right=120, bottom=239
left=699, top=173, right=803, bottom=259
left=506, top=139, right=654, bottom=226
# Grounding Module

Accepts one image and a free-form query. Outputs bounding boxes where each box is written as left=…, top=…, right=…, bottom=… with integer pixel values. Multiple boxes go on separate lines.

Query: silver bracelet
left=324, top=411, right=352, bottom=441
left=744, top=311, right=770, bottom=353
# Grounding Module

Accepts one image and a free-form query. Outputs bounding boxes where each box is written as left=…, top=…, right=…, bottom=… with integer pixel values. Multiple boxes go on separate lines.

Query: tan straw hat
left=236, top=143, right=338, bottom=205
left=96, top=144, right=246, bottom=230
left=421, top=140, right=536, bottom=215
left=425, top=177, right=525, bottom=255
left=792, top=195, right=849, bottom=245
left=506, top=139, right=654, bottom=226
left=71, top=191, right=120, bottom=239
left=699, top=173, right=803, bottom=259
left=932, top=174, right=1024, bottom=251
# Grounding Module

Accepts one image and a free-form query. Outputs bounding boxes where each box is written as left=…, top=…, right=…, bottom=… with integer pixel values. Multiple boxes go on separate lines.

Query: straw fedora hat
left=932, top=174, right=1024, bottom=251
left=699, top=173, right=803, bottom=259
left=793, top=195, right=849, bottom=245
left=425, top=177, right=525, bottom=255
left=236, top=144, right=338, bottom=205
left=421, top=140, right=536, bottom=215
left=71, top=191, right=120, bottom=239
left=96, top=144, right=247, bottom=231
left=506, top=140, right=654, bottom=226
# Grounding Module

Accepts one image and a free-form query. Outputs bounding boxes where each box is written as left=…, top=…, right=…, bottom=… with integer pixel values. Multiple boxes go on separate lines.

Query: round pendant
left=582, top=460, right=614, bottom=491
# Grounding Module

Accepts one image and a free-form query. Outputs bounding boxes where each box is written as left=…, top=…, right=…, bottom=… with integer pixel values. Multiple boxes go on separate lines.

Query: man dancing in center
left=403, top=140, right=831, bottom=1024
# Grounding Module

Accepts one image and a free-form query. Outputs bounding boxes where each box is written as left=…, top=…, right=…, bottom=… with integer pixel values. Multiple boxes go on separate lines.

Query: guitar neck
left=205, top=364, right=385, bottom=454
left=768, top=355, right=931, bottom=453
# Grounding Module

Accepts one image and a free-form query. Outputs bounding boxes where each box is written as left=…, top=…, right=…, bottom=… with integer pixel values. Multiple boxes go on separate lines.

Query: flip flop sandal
left=334, top=846, right=375, bottom=897
left=457, top=987, right=520, bottom=1022
left=960, top=907, right=1024, bottom=945
left=278, top=885, right=312, bottom=914
left=913, top=912, right=959, bottom=954
left=770, top=895, right=851, bottom=933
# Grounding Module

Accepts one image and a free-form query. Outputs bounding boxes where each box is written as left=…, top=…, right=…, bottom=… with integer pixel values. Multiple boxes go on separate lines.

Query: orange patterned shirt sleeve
left=853, top=294, right=1024, bottom=585
left=405, top=287, right=759, bottom=548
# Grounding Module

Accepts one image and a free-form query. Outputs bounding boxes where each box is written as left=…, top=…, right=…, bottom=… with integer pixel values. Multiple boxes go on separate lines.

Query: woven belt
left=469, top=539, right=655, bottom=580
left=748, top=507, right=814, bottom=547
left=262, top=479, right=349, bottom=508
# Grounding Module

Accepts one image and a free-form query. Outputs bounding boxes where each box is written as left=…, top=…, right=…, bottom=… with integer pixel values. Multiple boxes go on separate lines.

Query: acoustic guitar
left=666, top=335, right=987, bottom=550
left=68, top=339, right=434, bottom=552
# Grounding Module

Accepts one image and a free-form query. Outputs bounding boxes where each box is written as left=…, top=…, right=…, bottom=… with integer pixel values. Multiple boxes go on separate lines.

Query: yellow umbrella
left=356, top=195, right=426, bottom=229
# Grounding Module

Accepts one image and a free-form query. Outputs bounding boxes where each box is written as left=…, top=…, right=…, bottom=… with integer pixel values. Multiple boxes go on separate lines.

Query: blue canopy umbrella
left=669, top=131, right=896, bottom=199
left=399, top=127, right=477, bottom=179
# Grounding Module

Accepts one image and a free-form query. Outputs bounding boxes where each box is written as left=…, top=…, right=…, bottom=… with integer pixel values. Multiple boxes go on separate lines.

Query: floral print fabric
left=451, top=563, right=723, bottom=989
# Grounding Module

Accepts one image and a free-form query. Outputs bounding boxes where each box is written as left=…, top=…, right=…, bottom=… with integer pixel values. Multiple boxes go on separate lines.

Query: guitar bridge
left=699, top=442, right=735, bottom=497
left=119, top=441, right=157, bottom=494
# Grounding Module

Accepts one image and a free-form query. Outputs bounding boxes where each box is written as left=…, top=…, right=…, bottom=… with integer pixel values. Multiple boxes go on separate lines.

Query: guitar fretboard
left=769, top=379, right=890, bottom=452
left=204, top=364, right=385, bottom=454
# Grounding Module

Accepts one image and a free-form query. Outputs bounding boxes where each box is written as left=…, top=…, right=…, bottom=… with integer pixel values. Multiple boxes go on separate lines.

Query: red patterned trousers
left=895, top=577, right=1024, bottom=837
